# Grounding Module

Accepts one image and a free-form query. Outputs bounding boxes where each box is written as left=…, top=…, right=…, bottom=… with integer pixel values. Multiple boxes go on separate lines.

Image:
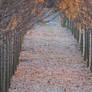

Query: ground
left=8, top=16, right=92, bottom=92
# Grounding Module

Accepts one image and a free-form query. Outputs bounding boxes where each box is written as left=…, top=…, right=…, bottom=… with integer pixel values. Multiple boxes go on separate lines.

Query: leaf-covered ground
left=9, top=17, right=92, bottom=92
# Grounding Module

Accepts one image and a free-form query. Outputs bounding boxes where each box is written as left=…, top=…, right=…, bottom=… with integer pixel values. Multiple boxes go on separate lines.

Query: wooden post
left=83, top=26, right=86, bottom=59
left=86, top=31, right=90, bottom=67
left=0, top=33, right=1, bottom=91
left=80, top=26, right=83, bottom=55
left=90, top=30, right=92, bottom=72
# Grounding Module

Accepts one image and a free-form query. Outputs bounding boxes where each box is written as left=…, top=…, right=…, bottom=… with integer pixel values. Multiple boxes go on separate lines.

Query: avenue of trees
left=0, top=0, right=92, bottom=92
left=57, top=0, right=92, bottom=71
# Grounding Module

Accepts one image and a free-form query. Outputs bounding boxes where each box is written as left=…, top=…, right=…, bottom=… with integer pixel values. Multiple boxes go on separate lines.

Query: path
left=8, top=16, right=92, bottom=92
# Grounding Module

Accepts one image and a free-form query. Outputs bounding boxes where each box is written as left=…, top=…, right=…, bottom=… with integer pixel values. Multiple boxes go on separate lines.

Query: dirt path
left=8, top=23, right=92, bottom=92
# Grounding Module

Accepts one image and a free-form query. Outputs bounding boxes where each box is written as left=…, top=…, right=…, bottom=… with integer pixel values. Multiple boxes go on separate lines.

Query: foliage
left=57, top=0, right=92, bottom=30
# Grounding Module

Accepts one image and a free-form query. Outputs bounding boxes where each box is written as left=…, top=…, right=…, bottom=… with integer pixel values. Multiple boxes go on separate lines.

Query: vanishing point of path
left=9, top=21, right=92, bottom=91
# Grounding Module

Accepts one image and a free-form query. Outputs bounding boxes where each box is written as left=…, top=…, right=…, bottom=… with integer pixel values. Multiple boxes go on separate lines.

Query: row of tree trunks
left=0, top=30, right=24, bottom=92
left=62, top=17, right=92, bottom=72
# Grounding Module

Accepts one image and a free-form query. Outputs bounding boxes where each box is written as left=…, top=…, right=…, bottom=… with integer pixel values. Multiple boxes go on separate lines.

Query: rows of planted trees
left=0, top=0, right=92, bottom=92
left=0, top=0, right=45, bottom=92
left=57, top=0, right=92, bottom=71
